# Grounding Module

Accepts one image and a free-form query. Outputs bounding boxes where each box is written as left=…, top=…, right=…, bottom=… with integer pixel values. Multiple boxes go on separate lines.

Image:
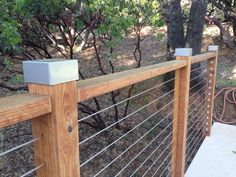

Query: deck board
left=185, top=123, right=236, bottom=177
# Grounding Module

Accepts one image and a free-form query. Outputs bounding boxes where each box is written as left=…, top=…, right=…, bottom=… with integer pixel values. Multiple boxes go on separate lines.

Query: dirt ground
left=0, top=25, right=236, bottom=177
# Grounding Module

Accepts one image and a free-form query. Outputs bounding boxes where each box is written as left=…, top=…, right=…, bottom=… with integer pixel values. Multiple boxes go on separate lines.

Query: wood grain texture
left=206, top=54, right=218, bottom=136
left=0, top=93, right=51, bottom=128
left=29, top=81, right=80, bottom=177
left=78, top=60, right=187, bottom=102
left=191, top=53, right=216, bottom=64
left=172, top=56, right=191, bottom=177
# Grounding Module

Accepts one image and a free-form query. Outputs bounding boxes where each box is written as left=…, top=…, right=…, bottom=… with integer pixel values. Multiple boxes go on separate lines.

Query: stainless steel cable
left=189, top=85, right=207, bottom=101
left=0, top=137, right=41, bottom=157
left=187, top=105, right=207, bottom=127
left=186, top=123, right=206, bottom=156
left=79, top=78, right=175, bottom=123
left=186, top=115, right=206, bottom=144
left=124, top=128, right=176, bottom=177
left=187, top=107, right=206, bottom=165
left=187, top=107, right=207, bottom=133
left=80, top=102, right=174, bottom=168
left=188, top=97, right=207, bottom=116
left=186, top=125, right=203, bottom=156
left=189, top=78, right=207, bottom=92
left=189, top=90, right=207, bottom=107
left=186, top=128, right=206, bottom=164
left=187, top=107, right=207, bottom=136
left=130, top=129, right=176, bottom=177
left=164, top=164, right=174, bottom=177
left=141, top=138, right=174, bottom=177
left=20, top=164, right=44, bottom=177
left=190, top=64, right=208, bottom=74
left=79, top=89, right=175, bottom=145
left=149, top=148, right=173, bottom=177
left=92, top=112, right=174, bottom=177
left=186, top=134, right=205, bottom=164
left=187, top=103, right=207, bottom=136
left=158, top=159, right=173, bottom=177
left=190, top=70, right=207, bottom=82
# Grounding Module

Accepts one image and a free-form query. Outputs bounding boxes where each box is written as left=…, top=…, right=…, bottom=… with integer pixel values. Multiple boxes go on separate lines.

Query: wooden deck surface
left=185, top=123, right=236, bottom=177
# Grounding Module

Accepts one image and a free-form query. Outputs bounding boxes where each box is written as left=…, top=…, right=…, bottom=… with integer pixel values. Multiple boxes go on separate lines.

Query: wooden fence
left=0, top=46, right=218, bottom=177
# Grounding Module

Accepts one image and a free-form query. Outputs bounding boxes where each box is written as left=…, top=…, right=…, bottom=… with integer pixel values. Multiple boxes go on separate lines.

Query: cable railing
left=79, top=87, right=175, bottom=146
left=78, top=78, right=175, bottom=124
left=0, top=46, right=218, bottom=177
left=185, top=58, right=216, bottom=169
left=78, top=75, right=175, bottom=177
left=0, top=123, right=44, bottom=177
left=0, top=137, right=41, bottom=157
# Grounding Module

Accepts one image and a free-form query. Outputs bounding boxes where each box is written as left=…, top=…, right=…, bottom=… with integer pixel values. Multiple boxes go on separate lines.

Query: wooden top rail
left=0, top=51, right=216, bottom=128
left=191, top=52, right=217, bottom=64
left=78, top=60, right=187, bottom=102
left=0, top=93, right=52, bottom=128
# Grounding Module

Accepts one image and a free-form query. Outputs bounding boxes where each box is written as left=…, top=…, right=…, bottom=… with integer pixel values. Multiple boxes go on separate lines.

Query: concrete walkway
left=185, top=123, right=236, bottom=177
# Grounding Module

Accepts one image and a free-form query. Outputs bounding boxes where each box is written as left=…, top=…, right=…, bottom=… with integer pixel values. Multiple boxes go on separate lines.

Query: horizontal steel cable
left=148, top=148, right=174, bottom=177
left=93, top=111, right=174, bottom=177
left=187, top=108, right=207, bottom=138
left=80, top=101, right=174, bottom=167
left=158, top=158, right=173, bottom=177
left=189, top=78, right=207, bottom=92
left=189, top=85, right=207, bottom=101
left=186, top=128, right=207, bottom=164
left=186, top=122, right=206, bottom=156
left=186, top=114, right=206, bottom=145
left=187, top=105, right=207, bottom=127
left=188, top=89, right=207, bottom=107
left=187, top=98, right=207, bottom=127
left=129, top=128, right=175, bottom=177
left=79, top=78, right=175, bottom=123
left=190, top=69, right=207, bottom=82
left=116, top=127, right=176, bottom=177
left=79, top=89, right=175, bottom=145
left=20, top=164, right=44, bottom=177
left=188, top=97, right=207, bottom=117
left=164, top=165, right=174, bottom=177
left=0, top=137, right=41, bottom=157
left=190, top=64, right=208, bottom=74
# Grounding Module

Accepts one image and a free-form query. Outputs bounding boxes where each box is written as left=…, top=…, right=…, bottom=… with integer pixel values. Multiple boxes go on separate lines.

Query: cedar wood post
left=23, top=60, right=80, bottom=177
left=206, top=45, right=219, bottom=136
left=172, top=48, right=192, bottom=177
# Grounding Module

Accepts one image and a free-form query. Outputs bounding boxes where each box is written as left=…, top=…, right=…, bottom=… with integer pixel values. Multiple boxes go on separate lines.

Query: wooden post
left=23, top=60, right=80, bottom=177
left=172, top=48, right=192, bottom=177
left=206, top=45, right=219, bottom=136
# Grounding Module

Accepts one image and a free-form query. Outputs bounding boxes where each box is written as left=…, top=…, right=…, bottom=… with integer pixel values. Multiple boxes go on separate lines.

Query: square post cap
left=208, top=45, right=219, bottom=52
left=23, top=59, right=79, bottom=85
left=175, top=48, right=193, bottom=57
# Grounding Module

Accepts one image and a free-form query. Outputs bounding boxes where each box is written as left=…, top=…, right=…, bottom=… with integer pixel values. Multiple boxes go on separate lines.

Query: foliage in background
left=0, top=0, right=165, bottom=130
left=0, top=0, right=21, bottom=53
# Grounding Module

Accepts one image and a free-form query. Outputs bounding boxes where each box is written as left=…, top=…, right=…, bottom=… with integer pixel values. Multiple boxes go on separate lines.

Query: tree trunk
left=165, top=0, right=185, bottom=53
left=186, top=0, right=208, bottom=55
left=186, top=0, right=208, bottom=89
left=162, top=0, right=185, bottom=90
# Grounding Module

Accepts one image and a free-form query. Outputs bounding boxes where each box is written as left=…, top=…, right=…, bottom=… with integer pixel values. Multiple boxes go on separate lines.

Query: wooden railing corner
left=24, top=59, right=81, bottom=177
